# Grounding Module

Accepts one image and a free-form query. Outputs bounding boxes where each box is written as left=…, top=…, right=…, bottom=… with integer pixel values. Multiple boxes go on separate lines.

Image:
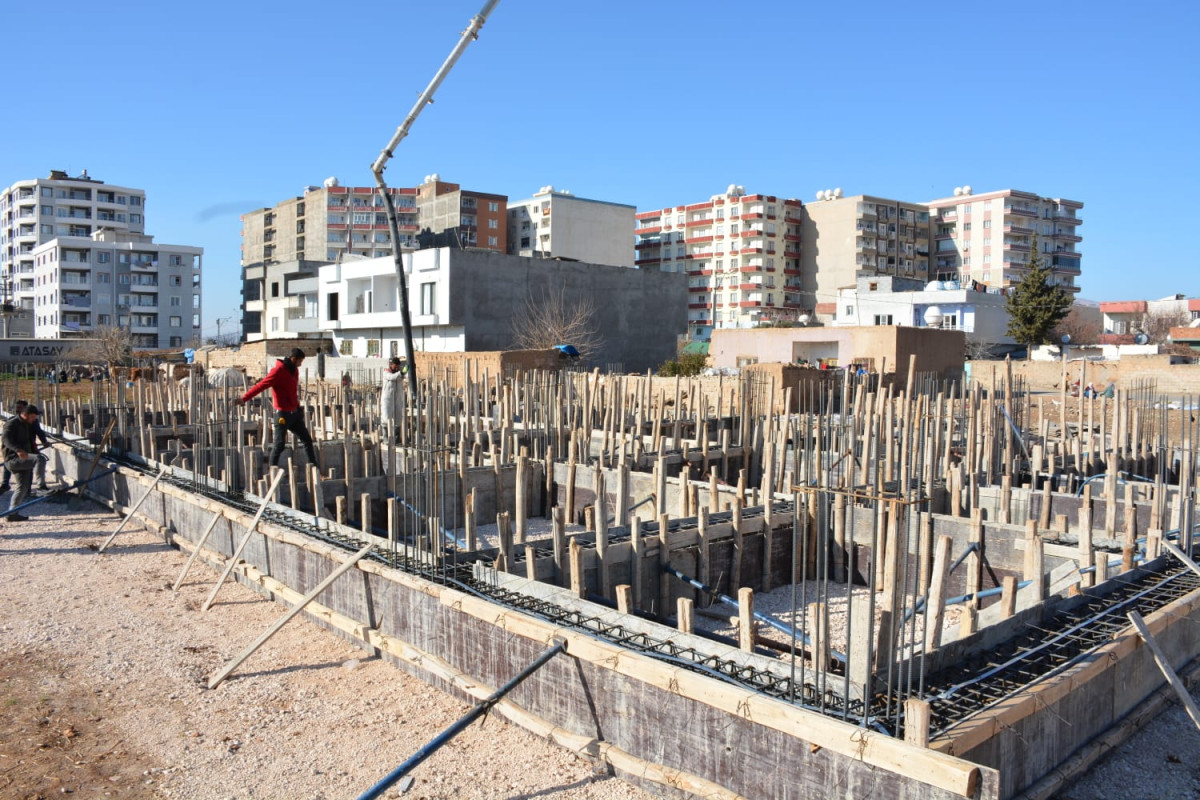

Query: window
left=270, top=318, right=279, bottom=332
left=488, top=236, right=498, bottom=247
left=488, top=201, right=499, bottom=212
left=845, top=305, right=854, bottom=316
left=193, top=294, right=201, bottom=309
left=118, top=274, right=130, bottom=284
left=271, top=282, right=280, bottom=297
left=170, top=336, right=182, bottom=347
left=170, top=296, right=181, bottom=307
left=98, top=314, right=111, bottom=325
left=130, top=214, right=142, bottom=224
left=97, top=252, right=110, bottom=263
left=983, top=219, right=992, bottom=229
left=367, top=339, right=380, bottom=356
left=420, top=282, right=436, bottom=315
left=874, top=314, right=893, bottom=326
left=339, top=340, right=353, bottom=356
left=328, top=292, right=339, bottom=321
left=192, top=314, right=200, bottom=327
left=170, top=275, right=182, bottom=287
left=520, top=237, right=530, bottom=248
left=169, top=316, right=182, bottom=327
left=169, top=255, right=183, bottom=266
left=352, top=212, right=372, bottom=225
left=488, top=219, right=498, bottom=229
left=130, top=196, right=142, bottom=207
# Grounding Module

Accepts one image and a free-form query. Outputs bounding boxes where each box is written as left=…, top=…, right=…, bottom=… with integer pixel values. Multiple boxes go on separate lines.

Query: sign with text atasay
left=0, top=339, right=95, bottom=364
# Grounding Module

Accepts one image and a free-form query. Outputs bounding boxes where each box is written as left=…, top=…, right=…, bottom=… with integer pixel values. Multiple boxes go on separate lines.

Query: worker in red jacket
left=236, top=348, right=320, bottom=469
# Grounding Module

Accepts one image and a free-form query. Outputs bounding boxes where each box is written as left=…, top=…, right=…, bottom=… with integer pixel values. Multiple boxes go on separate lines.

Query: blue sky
left=3, top=0, right=1196, bottom=340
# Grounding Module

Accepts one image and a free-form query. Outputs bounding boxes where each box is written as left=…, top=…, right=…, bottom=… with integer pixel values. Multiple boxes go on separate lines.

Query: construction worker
left=380, top=356, right=407, bottom=431
left=3, top=404, right=43, bottom=522
left=235, top=348, right=320, bottom=470
left=0, top=400, right=50, bottom=496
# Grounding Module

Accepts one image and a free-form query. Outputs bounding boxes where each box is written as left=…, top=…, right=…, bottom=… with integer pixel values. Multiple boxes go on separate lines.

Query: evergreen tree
left=1005, top=234, right=1071, bottom=357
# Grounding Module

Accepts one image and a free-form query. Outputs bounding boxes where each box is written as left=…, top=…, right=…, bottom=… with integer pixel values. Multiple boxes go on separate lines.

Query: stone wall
left=990, top=354, right=1200, bottom=395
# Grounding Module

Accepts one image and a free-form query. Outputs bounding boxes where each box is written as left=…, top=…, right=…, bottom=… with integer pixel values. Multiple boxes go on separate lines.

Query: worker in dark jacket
left=235, top=348, right=320, bottom=469
left=3, top=404, right=43, bottom=522
left=0, top=399, right=50, bottom=495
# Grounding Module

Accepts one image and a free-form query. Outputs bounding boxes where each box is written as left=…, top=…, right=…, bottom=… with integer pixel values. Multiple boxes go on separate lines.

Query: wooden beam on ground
left=97, top=464, right=168, bottom=553
left=208, top=541, right=375, bottom=689
left=202, top=468, right=286, bottom=611
left=172, top=509, right=225, bottom=591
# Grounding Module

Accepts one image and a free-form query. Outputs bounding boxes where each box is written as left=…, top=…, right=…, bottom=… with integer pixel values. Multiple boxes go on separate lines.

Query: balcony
left=737, top=247, right=763, bottom=255
left=1005, top=206, right=1038, bottom=218
left=1004, top=223, right=1034, bottom=235
left=783, top=249, right=800, bottom=259
left=1053, top=211, right=1080, bottom=223
left=1050, top=231, right=1083, bottom=242
left=784, top=233, right=801, bottom=242
left=685, top=235, right=714, bottom=244
left=685, top=218, right=712, bottom=228
left=62, top=296, right=91, bottom=309
left=636, top=225, right=662, bottom=235
left=688, top=302, right=710, bottom=310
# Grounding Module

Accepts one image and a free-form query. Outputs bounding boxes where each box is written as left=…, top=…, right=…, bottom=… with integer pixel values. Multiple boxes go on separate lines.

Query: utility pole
left=216, top=316, right=232, bottom=346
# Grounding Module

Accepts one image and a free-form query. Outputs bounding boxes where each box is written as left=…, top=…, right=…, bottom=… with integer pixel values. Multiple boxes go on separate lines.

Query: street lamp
left=216, top=316, right=232, bottom=346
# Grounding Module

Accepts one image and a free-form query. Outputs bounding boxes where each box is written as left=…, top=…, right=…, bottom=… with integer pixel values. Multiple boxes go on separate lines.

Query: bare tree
left=1052, top=305, right=1102, bottom=345
left=964, top=334, right=997, bottom=361
left=510, top=287, right=604, bottom=362
left=67, top=325, right=132, bottom=376
left=1140, top=309, right=1190, bottom=345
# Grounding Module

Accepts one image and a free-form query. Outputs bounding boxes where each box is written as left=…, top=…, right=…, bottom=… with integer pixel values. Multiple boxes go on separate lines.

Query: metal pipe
left=358, top=638, right=565, bottom=800
left=370, top=0, right=501, bottom=400
left=662, top=564, right=847, bottom=663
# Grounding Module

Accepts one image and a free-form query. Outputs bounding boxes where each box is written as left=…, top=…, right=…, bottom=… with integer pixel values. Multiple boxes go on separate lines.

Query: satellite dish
left=815, top=190, right=826, bottom=201
left=1134, top=332, right=1149, bottom=345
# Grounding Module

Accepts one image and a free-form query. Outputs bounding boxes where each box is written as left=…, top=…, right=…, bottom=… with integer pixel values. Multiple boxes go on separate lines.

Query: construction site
left=5, top=348, right=1196, bottom=800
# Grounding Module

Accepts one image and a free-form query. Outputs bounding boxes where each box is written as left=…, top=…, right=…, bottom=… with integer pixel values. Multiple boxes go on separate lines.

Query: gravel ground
left=2, top=491, right=1197, bottom=800
left=0, top=495, right=650, bottom=800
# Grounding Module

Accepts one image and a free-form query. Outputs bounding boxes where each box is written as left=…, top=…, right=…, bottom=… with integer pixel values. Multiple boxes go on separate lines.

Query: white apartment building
left=925, top=187, right=1082, bottom=294
left=31, top=229, right=202, bottom=348
left=635, top=185, right=805, bottom=342
left=834, top=272, right=1012, bottom=352
left=506, top=187, right=635, bottom=267
left=0, top=170, right=147, bottom=336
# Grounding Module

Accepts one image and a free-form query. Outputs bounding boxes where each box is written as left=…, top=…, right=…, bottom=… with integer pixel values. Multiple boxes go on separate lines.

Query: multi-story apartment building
left=635, top=186, right=805, bottom=342
left=800, top=191, right=931, bottom=312
left=1, top=170, right=147, bottom=337
left=414, top=175, right=507, bottom=252
left=241, top=175, right=506, bottom=338
left=31, top=228, right=202, bottom=348
left=925, top=188, right=1082, bottom=294
left=506, top=187, right=635, bottom=267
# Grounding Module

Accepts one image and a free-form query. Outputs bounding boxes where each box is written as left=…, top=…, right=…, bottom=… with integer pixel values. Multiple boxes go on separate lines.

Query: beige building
left=710, top=325, right=965, bottom=384
left=414, top=175, right=507, bottom=253
left=507, top=187, right=635, bottom=267
left=635, top=185, right=805, bottom=342
left=1, top=170, right=147, bottom=337
left=800, top=191, right=931, bottom=312
left=925, top=187, right=1082, bottom=294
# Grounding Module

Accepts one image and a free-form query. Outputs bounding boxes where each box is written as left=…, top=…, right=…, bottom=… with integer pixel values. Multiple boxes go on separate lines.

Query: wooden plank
left=1126, top=610, right=1200, bottom=734
left=208, top=542, right=375, bottom=689
left=443, top=587, right=985, bottom=798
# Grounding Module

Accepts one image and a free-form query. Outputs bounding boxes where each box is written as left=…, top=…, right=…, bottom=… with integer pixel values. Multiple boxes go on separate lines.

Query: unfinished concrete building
left=24, top=354, right=1200, bottom=799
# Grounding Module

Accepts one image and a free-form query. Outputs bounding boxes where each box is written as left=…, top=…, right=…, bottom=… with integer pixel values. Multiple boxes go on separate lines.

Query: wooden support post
left=1000, top=576, right=1017, bottom=619
left=208, top=542, right=374, bottom=689
left=616, top=584, right=633, bottom=614
left=737, top=587, right=755, bottom=653
left=1127, top=610, right=1200, bottom=734
left=1078, top=503, right=1095, bottom=589
left=904, top=698, right=932, bottom=748
left=360, top=493, right=372, bottom=535
left=809, top=601, right=829, bottom=671
left=310, top=465, right=325, bottom=519
left=925, top=535, right=953, bottom=651
left=97, top=465, right=169, bottom=553
left=1024, top=520, right=1045, bottom=605
left=677, top=596, right=694, bottom=635
left=172, top=510, right=225, bottom=591
left=335, top=496, right=347, bottom=526
left=966, top=508, right=983, bottom=599
left=201, top=469, right=287, bottom=612
left=569, top=537, right=585, bottom=599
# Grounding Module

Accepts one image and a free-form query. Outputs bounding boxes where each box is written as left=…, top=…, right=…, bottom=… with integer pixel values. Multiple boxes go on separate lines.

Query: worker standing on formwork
left=380, top=356, right=407, bottom=436
left=235, top=348, right=321, bottom=471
